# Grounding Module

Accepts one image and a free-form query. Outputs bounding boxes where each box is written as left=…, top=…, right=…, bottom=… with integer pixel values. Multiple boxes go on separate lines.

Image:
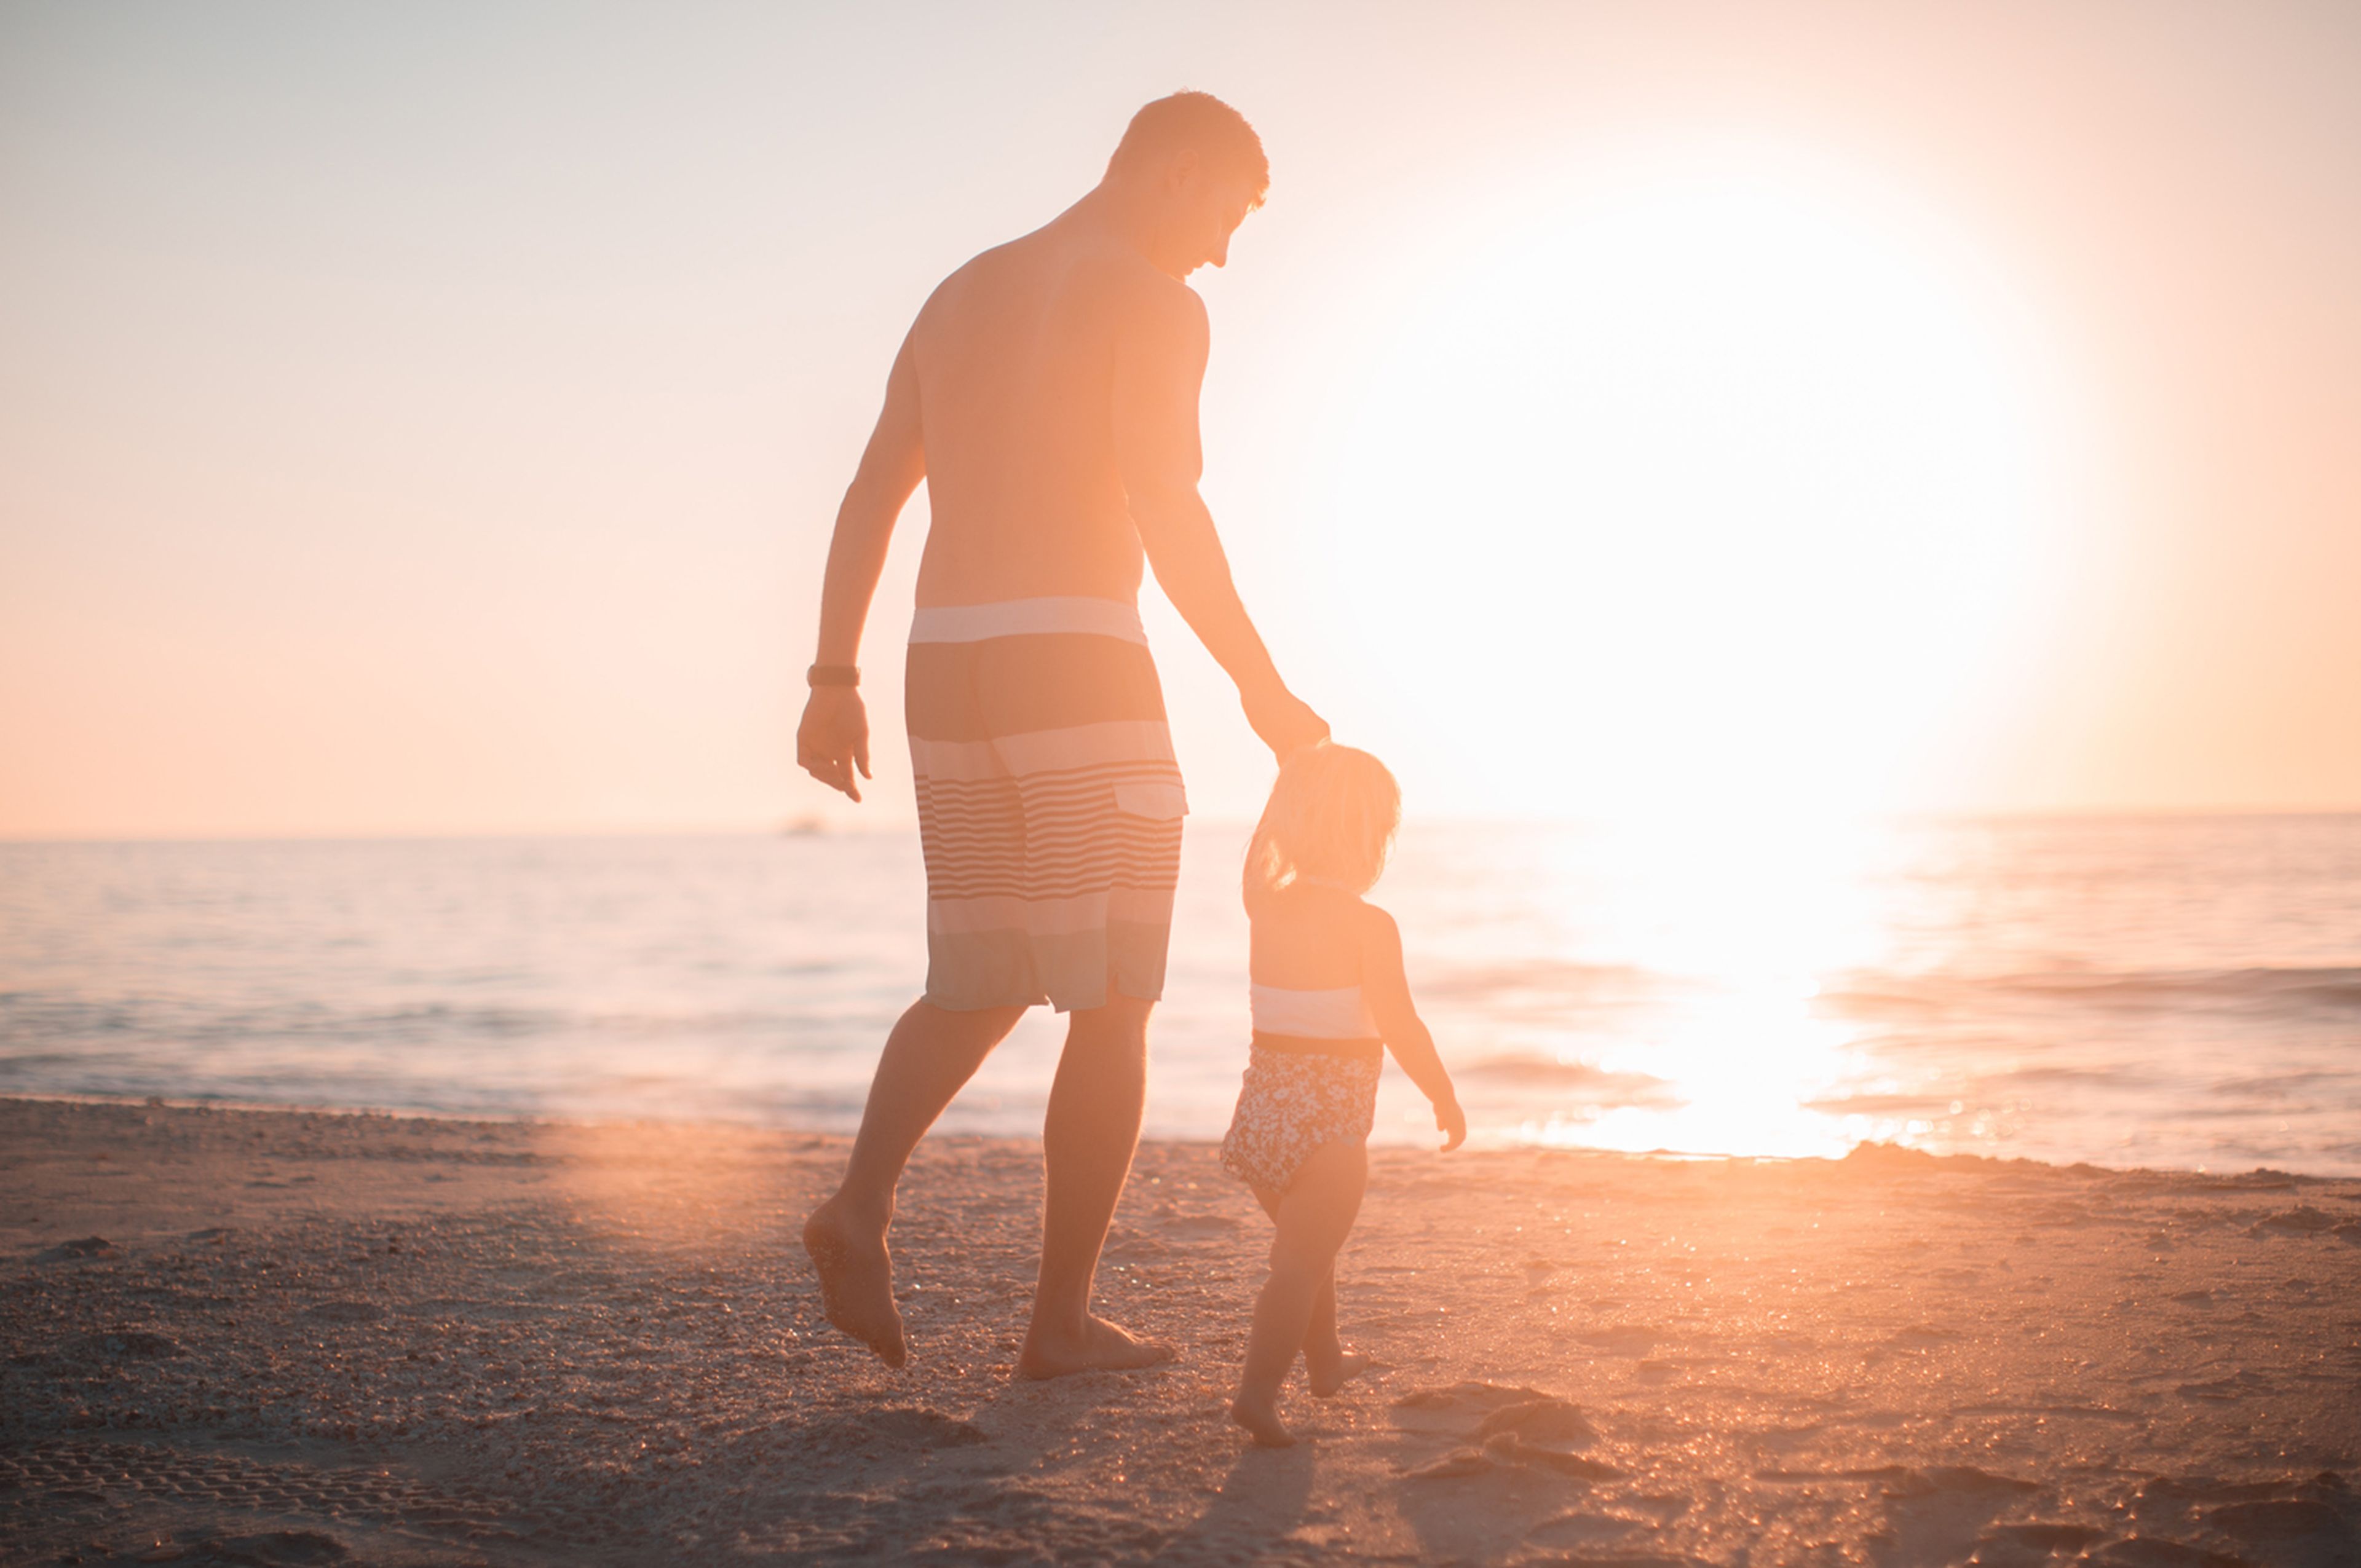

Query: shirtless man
left=795, top=93, right=1328, bottom=1377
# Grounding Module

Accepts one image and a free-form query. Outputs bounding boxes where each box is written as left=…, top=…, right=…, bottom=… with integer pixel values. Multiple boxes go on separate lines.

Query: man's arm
left=1111, top=282, right=1326, bottom=758
left=797, top=334, right=925, bottom=801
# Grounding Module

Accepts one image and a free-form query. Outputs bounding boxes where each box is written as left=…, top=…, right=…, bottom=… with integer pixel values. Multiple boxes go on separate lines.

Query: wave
left=1416, top=960, right=1670, bottom=1008
left=1416, top=961, right=2361, bottom=1024
left=0, top=994, right=893, bottom=1050
left=1455, top=1054, right=1680, bottom=1107
left=1818, top=966, right=2361, bottom=1020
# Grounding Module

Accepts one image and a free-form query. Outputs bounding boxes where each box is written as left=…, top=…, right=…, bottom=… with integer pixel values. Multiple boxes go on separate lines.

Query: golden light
left=1309, top=137, right=2089, bottom=822
left=1525, top=814, right=1892, bottom=1159
left=1372, top=813, right=1906, bottom=1160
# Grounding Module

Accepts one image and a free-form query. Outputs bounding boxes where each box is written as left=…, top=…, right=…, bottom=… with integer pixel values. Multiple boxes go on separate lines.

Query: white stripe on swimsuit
left=1250, top=983, right=1380, bottom=1039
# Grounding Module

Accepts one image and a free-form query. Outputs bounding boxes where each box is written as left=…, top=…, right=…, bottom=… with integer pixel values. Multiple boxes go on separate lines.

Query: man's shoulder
left=917, top=238, right=1018, bottom=315
left=1086, top=241, right=1201, bottom=317
left=1100, top=258, right=1206, bottom=355
left=992, top=225, right=1204, bottom=318
left=914, top=226, right=1203, bottom=360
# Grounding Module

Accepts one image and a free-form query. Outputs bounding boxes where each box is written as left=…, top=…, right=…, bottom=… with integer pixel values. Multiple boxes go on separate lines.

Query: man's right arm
left=1112, top=282, right=1327, bottom=759
left=797, top=333, right=925, bottom=801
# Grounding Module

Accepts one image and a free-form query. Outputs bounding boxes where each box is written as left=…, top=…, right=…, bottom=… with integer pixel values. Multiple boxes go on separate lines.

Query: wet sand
left=2, top=1097, right=2358, bottom=1566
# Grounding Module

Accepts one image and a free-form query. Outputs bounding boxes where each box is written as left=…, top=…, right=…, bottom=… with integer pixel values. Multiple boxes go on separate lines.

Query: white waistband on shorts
left=909, top=597, right=1147, bottom=647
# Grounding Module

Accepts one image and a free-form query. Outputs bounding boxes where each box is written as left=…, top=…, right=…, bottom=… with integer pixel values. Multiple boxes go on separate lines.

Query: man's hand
left=1242, top=683, right=1329, bottom=762
left=797, top=687, right=872, bottom=801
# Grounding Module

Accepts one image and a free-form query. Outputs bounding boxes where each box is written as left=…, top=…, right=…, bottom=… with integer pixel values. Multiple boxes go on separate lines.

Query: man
left=795, top=92, right=1327, bottom=1377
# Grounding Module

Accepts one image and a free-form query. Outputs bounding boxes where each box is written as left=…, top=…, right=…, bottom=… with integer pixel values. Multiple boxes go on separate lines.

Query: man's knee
left=1064, top=993, right=1153, bottom=1057
left=914, top=998, right=1028, bottom=1028
left=906, top=999, right=1028, bottom=1054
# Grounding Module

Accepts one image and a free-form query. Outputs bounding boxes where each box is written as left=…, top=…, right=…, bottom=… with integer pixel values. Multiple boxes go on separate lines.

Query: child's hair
left=1243, top=743, right=1402, bottom=903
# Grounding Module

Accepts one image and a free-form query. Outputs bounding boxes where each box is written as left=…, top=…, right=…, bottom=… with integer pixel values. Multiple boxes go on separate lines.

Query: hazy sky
left=3, top=1, right=2357, bottom=837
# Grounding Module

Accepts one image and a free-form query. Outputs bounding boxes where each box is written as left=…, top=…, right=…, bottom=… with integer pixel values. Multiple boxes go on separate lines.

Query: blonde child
left=1219, top=743, right=1464, bottom=1446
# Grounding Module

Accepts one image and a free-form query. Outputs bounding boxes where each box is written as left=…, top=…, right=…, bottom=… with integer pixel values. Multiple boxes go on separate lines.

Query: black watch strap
left=807, top=664, right=860, bottom=688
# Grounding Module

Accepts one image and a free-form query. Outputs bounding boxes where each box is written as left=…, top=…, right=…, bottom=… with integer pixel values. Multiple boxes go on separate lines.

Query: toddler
left=1219, top=743, right=1464, bottom=1446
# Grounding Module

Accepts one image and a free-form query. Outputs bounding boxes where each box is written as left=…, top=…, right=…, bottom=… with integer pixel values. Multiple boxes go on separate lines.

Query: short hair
left=1107, top=91, right=1270, bottom=206
left=1244, top=743, right=1401, bottom=903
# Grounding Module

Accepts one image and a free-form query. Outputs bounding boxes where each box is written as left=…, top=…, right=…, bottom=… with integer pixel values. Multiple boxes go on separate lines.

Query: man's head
left=1103, top=91, right=1268, bottom=278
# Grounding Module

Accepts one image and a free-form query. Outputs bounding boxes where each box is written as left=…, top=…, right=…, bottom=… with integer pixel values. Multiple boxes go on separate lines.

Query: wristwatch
left=807, top=664, right=860, bottom=688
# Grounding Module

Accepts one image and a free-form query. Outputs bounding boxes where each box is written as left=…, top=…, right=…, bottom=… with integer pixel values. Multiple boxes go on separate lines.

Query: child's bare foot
left=1230, top=1393, right=1295, bottom=1448
left=1307, top=1349, right=1373, bottom=1398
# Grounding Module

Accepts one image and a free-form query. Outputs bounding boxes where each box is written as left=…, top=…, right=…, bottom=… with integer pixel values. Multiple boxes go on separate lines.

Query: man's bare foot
left=801, top=1199, right=906, bottom=1368
left=1016, top=1313, right=1175, bottom=1379
left=1230, top=1393, right=1295, bottom=1448
left=1307, top=1349, right=1373, bottom=1398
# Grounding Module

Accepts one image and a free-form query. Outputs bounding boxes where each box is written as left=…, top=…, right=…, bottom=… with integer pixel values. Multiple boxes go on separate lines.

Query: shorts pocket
left=1113, top=780, right=1188, bottom=820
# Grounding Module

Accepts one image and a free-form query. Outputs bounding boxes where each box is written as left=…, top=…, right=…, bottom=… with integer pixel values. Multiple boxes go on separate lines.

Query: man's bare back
left=907, top=225, right=1188, bottom=608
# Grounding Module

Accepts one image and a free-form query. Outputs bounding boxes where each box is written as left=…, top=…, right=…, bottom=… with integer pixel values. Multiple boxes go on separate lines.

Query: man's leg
left=804, top=998, right=1026, bottom=1366
left=1016, top=993, right=1174, bottom=1378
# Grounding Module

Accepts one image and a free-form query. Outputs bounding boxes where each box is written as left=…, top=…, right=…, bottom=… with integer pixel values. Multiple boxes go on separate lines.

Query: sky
left=2, top=0, right=2357, bottom=837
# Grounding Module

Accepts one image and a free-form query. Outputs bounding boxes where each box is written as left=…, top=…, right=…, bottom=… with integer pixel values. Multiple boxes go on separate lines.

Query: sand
left=2, top=1097, right=2358, bottom=1567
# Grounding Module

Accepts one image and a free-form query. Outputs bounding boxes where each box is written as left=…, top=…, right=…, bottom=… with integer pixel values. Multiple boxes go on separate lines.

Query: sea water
left=2, top=816, right=2356, bottom=1175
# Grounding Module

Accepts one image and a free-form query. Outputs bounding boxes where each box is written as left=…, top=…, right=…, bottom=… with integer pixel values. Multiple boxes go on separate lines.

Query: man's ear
left=1166, top=146, right=1202, bottom=194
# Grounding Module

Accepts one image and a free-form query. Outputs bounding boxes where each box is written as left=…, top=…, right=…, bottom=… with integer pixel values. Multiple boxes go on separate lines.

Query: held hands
left=1434, top=1094, right=1467, bottom=1153
left=1242, top=681, right=1329, bottom=762
left=797, top=687, right=871, bottom=802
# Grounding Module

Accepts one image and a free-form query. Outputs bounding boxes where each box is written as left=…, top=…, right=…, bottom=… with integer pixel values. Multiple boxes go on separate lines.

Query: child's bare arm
left=1360, top=905, right=1466, bottom=1151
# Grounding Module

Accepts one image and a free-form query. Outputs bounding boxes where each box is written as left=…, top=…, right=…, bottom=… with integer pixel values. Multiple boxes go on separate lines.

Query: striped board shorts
left=904, top=597, right=1188, bottom=1013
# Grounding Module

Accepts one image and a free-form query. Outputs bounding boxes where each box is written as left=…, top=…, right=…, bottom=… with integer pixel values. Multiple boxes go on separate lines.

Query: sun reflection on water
left=1415, top=814, right=1913, bottom=1160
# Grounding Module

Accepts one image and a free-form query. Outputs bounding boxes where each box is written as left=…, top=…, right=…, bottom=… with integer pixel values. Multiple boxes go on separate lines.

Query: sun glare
left=1313, top=140, right=2084, bottom=822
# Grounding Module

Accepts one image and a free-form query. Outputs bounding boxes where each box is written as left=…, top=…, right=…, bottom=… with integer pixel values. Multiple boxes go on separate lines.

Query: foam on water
left=2, top=816, right=2357, bottom=1174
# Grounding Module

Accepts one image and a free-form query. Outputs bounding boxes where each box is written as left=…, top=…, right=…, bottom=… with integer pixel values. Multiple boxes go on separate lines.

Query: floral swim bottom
left=1219, top=1045, right=1382, bottom=1193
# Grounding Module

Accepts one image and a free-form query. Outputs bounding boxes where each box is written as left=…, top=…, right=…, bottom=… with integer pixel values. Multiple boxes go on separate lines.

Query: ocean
left=2, top=816, right=2357, bottom=1176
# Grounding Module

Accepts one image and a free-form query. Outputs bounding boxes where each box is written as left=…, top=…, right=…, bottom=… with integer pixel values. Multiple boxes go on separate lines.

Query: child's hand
left=1434, top=1095, right=1466, bottom=1152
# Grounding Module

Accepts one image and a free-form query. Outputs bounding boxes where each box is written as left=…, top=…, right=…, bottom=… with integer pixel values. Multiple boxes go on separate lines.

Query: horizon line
left=7, top=803, right=2361, bottom=848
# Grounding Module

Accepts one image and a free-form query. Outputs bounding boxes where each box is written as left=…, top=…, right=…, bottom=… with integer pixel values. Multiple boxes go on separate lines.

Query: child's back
left=1249, top=882, right=1369, bottom=992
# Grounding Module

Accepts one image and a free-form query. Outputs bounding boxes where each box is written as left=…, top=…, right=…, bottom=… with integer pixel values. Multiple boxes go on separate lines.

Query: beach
left=3, top=1098, right=2357, bottom=1566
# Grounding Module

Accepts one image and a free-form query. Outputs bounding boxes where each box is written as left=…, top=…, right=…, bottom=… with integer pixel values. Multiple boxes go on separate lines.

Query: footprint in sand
left=1393, top=1382, right=1616, bottom=1481
left=1483, top=1433, right=1624, bottom=1479
left=1391, top=1379, right=1555, bottom=1414
left=33, top=1235, right=114, bottom=1263
left=2250, top=1206, right=2339, bottom=1235
left=2174, top=1371, right=2268, bottom=1403
left=1880, top=1465, right=2041, bottom=1499
left=1403, top=1449, right=1495, bottom=1480
left=1474, top=1398, right=1599, bottom=1446
left=832, top=1406, right=988, bottom=1451
left=1392, top=1382, right=1554, bottom=1433
left=68, top=1329, right=186, bottom=1360
left=1525, top=1508, right=1653, bottom=1547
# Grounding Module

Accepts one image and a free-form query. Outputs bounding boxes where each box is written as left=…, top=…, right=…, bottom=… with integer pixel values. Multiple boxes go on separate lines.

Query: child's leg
left=1302, top=1265, right=1372, bottom=1397
left=1246, top=1190, right=1369, bottom=1396
left=1231, top=1140, right=1367, bottom=1447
